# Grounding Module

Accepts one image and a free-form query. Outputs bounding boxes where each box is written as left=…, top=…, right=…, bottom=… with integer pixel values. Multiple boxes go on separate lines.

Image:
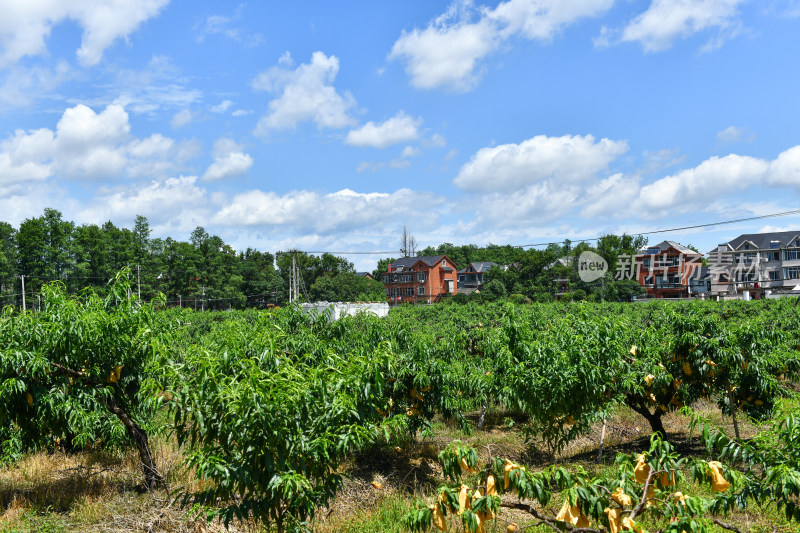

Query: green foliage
left=160, top=317, right=403, bottom=529
left=0, top=270, right=168, bottom=487
left=406, top=420, right=800, bottom=532
left=4, top=278, right=800, bottom=530
left=310, top=272, right=386, bottom=302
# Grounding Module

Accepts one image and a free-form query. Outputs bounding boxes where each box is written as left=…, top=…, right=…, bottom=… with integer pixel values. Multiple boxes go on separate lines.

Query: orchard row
left=1, top=271, right=798, bottom=531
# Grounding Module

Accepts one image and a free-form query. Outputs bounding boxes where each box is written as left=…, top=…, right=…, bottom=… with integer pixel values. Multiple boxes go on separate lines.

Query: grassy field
left=2, top=396, right=797, bottom=533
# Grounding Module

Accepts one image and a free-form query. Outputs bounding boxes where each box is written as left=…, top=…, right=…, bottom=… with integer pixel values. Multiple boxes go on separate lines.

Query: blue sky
left=1, top=0, right=799, bottom=270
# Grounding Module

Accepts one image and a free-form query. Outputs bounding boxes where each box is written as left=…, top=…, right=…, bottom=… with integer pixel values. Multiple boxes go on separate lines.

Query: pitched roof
left=642, top=240, right=699, bottom=255
left=457, top=261, right=497, bottom=274
left=723, top=230, right=800, bottom=251
left=389, top=255, right=448, bottom=270
left=545, top=256, right=575, bottom=270
left=470, top=261, right=496, bottom=272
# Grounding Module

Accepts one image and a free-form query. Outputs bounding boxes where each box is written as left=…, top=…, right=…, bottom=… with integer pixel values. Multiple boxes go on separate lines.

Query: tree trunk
left=626, top=396, right=667, bottom=439
left=477, top=401, right=488, bottom=430
left=641, top=410, right=666, bottom=438
left=727, top=388, right=740, bottom=440
left=597, top=417, right=607, bottom=463
left=103, top=395, right=163, bottom=490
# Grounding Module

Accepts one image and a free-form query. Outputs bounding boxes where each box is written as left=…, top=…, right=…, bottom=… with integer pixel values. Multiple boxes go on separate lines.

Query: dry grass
left=0, top=398, right=795, bottom=533
left=0, top=435, right=259, bottom=533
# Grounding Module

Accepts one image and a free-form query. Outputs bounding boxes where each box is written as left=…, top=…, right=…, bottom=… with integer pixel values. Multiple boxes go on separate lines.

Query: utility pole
left=201, top=286, right=205, bottom=311
left=137, top=264, right=141, bottom=299
left=179, top=295, right=182, bottom=307
left=289, top=253, right=300, bottom=303
left=21, top=275, right=25, bottom=312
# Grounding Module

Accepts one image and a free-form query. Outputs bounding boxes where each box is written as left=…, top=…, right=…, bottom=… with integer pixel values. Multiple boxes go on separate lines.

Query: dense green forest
left=0, top=208, right=386, bottom=309
left=0, top=209, right=649, bottom=309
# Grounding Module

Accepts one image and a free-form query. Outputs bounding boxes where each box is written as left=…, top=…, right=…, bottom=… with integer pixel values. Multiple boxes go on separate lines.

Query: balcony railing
left=652, top=283, right=686, bottom=289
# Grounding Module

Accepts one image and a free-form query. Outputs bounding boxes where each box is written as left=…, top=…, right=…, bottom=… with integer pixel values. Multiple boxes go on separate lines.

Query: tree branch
left=500, top=502, right=602, bottom=533
left=710, top=517, right=743, bottom=533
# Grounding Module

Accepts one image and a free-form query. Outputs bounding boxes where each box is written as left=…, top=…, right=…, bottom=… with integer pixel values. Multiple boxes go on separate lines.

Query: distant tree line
left=0, top=208, right=386, bottom=309
left=373, top=236, right=648, bottom=303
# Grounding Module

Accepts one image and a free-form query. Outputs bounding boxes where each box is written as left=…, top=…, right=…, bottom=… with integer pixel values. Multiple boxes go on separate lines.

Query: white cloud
left=454, top=134, right=628, bottom=192
left=717, top=125, right=754, bottom=143
left=0, top=152, right=51, bottom=184
left=0, top=61, right=70, bottom=110
left=641, top=147, right=686, bottom=174
left=232, top=109, right=252, bottom=117
left=77, top=56, right=202, bottom=116
left=214, top=188, right=443, bottom=234
left=0, top=182, right=74, bottom=226
left=767, top=145, right=800, bottom=187
left=194, top=8, right=264, bottom=47
left=210, top=99, right=233, bottom=113
left=637, top=153, right=769, bottom=214
left=203, top=138, right=253, bottom=182
left=389, top=0, right=613, bottom=91
left=428, top=133, right=447, bottom=147
left=112, top=57, right=202, bottom=115
left=0, top=0, right=169, bottom=68
left=389, top=15, right=498, bottom=91
left=581, top=173, right=641, bottom=218
left=488, top=0, right=614, bottom=40
left=171, top=109, right=194, bottom=128
left=0, top=103, right=192, bottom=184
left=402, top=146, right=421, bottom=158
left=56, top=103, right=130, bottom=148
left=474, top=183, right=579, bottom=227
left=252, top=51, right=357, bottom=133
left=52, top=104, right=130, bottom=178
left=346, top=112, right=422, bottom=148
left=78, top=175, right=211, bottom=233
left=127, top=133, right=174, bottom=158
left=618, top=0, right=746, bottom=52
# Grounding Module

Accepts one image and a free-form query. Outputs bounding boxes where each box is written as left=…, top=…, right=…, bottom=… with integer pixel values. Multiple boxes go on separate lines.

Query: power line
left=514, top=209, right=800, bottom=249
left=299, top=209, right=800, bottom=255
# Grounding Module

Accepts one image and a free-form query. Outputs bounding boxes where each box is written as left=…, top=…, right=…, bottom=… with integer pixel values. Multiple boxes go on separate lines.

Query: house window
left=738, top=272, right=755, bottom=282
left=406, top=287, right=414, bottom=296
left=719, top=274, right=729, bottom=282
left=655, top=275, right=681, bottom=288
left=784, top=267, right=800, bottom=280
left=784, top=249, right=800, bottom=261
left=642, top=258, right=651, bottom=268
left=442, top=259, right=447, bottom=267
left=418, top=286, right=425, bottom=295
left=768, top=271, right=781, bottom=281
left=767, top=251, right=779, bottom=261
left=417, top=272, right=425, bottom=282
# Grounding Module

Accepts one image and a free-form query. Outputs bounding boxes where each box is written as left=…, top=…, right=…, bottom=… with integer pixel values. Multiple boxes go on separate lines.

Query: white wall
left=300, top=301, right=389, bottom=321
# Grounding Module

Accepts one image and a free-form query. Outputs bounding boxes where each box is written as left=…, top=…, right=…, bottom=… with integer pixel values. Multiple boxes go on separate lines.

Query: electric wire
left=298, top=209, right=800, bottom=255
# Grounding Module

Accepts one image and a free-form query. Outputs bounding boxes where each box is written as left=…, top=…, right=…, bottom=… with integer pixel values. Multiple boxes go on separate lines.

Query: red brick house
left=385, top=255, right=457, bottom=304
left=636, top=241, right=703, bottom=298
